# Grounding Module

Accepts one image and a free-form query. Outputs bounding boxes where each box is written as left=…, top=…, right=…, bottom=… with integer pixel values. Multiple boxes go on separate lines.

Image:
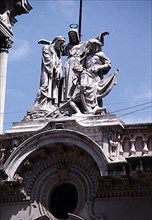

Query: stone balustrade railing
left=121, top=134, right=152, bottom=158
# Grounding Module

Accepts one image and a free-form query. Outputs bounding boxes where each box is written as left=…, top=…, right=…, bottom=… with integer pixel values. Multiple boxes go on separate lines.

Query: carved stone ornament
left=25, top=30, right=118, bottom=120
left=13, top=173, right=23, bottom=184
left=5, top=130, right=104, bottom=220
left=14, top=0, right=33, bottom=15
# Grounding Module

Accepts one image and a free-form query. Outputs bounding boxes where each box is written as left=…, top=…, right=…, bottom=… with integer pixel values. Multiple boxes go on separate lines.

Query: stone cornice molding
left=97, top=171, right=152, bottom=198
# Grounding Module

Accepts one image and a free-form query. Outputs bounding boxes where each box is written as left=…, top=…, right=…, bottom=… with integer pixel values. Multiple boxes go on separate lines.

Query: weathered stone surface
left=1, top=114, right=152, bottom=219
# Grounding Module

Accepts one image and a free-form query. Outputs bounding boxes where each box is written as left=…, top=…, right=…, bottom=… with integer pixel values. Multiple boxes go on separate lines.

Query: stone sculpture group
left=26, top=28, right=118, bottom=120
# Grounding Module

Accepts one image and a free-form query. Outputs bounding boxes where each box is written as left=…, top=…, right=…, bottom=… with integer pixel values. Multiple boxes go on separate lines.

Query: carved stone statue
left=63, top=28, right=87, bottom=101
left=108, top=132, right=122, bottom=161
left=72, top=38, right=112, bottom=114
left=81, top=38, right=118, bottom=109
left=26, top=36, right=65, bottom=119
left=62, top=30, right=117, bottom=115
left=25, top=30, right=118, bottom=120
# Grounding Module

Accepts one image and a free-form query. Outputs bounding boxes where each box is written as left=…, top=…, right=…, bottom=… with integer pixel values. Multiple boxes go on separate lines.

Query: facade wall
left=94, top=197, right=152, bottom=220
left=0, top=118, right=152, bottom=220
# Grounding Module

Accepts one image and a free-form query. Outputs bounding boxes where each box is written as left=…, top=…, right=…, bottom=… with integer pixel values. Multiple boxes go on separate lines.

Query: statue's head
left=68, top=28, right=80, bottom=45
left=52, top=36, right=65, bottom=44
left=88, top=38, right=102, bottom=53
left=52, top=36, right=65, bottom=52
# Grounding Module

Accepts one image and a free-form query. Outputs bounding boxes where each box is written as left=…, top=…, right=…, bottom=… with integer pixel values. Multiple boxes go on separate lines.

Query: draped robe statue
left=63, top=31, right=118, bottom=115
left=26, top=36, right=65, bottom=119
left=25, top=30, right=118, bottom=120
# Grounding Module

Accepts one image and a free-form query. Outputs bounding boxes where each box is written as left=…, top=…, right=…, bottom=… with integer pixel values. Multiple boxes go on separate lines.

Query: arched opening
left=49, top=183, right=78, bottom=219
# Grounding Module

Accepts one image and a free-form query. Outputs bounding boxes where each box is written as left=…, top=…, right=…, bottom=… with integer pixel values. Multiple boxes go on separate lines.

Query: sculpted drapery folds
left=26, top=30, right=118, bottom=119
left=72, top=38, right=112, bottom=113
left=27, top=36, right=65, bottom=117
left=63, top=30, right=117, bottom=114
left=63, top=28, right=87, bottom=101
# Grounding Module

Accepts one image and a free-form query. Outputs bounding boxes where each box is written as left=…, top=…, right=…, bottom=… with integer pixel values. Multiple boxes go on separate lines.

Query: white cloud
left=48, top=0, right=77, bottom=19
left=9, top=39, right=31, bottom=61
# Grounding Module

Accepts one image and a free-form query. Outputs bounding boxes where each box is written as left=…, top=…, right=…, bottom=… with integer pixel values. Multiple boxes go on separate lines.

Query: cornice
left=97, top=171, right=152, bottom=198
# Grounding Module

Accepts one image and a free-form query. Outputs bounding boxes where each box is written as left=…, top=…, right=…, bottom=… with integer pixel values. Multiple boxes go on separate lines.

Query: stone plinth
left=6, top=113, right=124, bottom=134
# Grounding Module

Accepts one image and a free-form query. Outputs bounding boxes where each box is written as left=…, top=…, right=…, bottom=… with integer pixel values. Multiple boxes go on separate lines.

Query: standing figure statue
left=63, top=28, right=87, bottom=101
left=26, top=36, right=65, bottom=119
left=25, top=30, right=118, bottom=120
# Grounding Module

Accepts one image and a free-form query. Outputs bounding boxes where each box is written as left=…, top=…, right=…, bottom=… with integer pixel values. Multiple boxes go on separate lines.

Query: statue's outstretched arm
left=96, top=31, right=109, bottom=46
left=38, top=39, right=51, bottom=45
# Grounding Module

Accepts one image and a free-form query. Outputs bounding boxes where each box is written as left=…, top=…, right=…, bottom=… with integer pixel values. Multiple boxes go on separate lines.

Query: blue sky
left=4, top=0, right=152, bottom=131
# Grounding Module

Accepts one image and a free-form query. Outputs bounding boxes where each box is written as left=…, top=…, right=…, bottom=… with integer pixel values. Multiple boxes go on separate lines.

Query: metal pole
left=78, top=0, right=83, bottom=40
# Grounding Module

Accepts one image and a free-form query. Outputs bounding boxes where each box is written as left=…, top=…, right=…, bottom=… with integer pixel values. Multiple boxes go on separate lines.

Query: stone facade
left=0, top=2, right=151, bottom=220
left=0, top=115, right=152, bottom=220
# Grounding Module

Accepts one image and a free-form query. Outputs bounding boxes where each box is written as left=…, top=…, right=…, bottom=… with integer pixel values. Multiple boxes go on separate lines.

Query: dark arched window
left=49, top=183, right=78, bottom=219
